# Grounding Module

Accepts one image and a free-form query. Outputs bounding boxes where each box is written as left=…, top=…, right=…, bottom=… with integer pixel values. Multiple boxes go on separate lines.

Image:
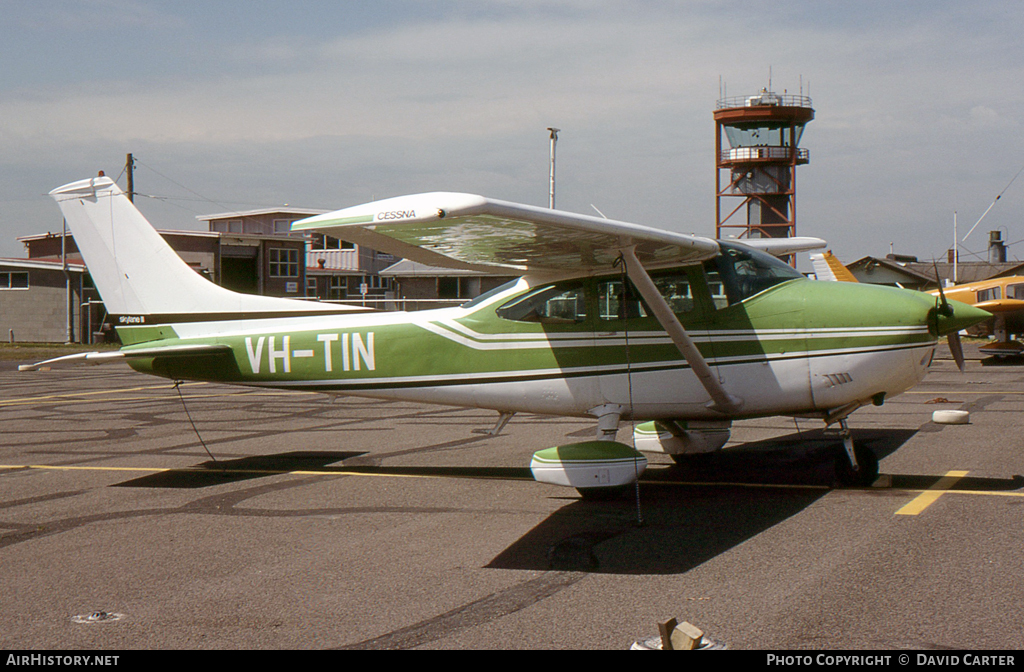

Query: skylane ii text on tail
left=31, top=175, right=990, bottom=495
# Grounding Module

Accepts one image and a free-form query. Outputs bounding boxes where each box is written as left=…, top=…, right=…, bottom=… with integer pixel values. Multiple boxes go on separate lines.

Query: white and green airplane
left=32, top=175, right=990, bottom=496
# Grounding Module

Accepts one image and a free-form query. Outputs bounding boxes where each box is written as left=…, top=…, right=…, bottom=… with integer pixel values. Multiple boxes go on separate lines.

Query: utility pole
left=126, top=153, right=135, bottom=203
left=547, top=128, right=560, bottom=209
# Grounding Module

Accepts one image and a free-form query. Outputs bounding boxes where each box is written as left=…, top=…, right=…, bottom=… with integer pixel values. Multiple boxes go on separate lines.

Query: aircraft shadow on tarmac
left=108, top=430, right=1023, bottom=576
left=488, top=428, right=920, bottom=575
left=980, top=354, right=1024, bottom=366
left=112, top=451, right=372, bottom=488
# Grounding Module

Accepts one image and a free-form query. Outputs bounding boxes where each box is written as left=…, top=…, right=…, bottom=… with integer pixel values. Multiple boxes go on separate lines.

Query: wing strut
left=619, top=247, right=743, bottom=414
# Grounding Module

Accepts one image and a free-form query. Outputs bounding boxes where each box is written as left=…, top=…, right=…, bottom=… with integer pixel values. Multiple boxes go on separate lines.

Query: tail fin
left=810, top=250, right=858, bottom=283
left=49, top=176, right=359, bottom=324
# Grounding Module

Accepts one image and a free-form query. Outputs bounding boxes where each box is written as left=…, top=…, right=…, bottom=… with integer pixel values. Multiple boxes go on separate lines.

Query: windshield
left=706, top=242, right=804, bottom=306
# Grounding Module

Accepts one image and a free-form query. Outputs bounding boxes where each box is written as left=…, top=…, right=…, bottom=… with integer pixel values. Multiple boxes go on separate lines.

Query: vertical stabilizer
left=49, top=176, right=359, bottom=322
left=810, top=251, right=858, bottom=282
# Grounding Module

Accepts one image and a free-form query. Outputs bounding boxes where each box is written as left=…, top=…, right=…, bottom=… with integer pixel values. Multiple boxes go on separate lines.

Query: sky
left=2, top=0, right=1024, bottom=270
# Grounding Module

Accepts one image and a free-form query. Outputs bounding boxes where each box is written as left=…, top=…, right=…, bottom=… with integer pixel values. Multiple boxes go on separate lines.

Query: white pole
left=953, top=211, right=958, bottom=285
left=547, top=127, right=560, bottom=209
left=63, top=218, right=72, bottom=343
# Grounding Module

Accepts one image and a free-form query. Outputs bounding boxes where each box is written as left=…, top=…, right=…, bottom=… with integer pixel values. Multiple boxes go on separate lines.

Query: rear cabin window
left=496, top=283, right=587, bottom=324
left=597, top=272, right=695, bottom=320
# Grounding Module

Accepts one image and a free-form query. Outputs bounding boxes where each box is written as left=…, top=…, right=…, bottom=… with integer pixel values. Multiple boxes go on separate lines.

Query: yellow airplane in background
left=931, top=277, right=1024, bottom=358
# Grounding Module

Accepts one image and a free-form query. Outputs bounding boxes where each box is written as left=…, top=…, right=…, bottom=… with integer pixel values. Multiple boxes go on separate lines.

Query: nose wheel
left=832, top=420, right=879, bottom=487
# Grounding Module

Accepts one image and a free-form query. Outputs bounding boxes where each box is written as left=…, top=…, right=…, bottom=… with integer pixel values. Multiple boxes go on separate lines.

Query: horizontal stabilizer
left=742, top=237, right=827, bottom=257
left=17, top=343, right=234, bottom=372
left=19, top=351, right=126, bottom=371
left=810, top=251, right=859, bottom=282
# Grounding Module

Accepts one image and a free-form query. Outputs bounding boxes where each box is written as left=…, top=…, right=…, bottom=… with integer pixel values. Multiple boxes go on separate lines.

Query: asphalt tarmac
left=1, top=343, right=1022, bottom=650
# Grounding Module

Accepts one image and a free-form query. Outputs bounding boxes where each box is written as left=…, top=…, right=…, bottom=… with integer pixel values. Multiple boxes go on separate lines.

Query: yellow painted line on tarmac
left=0, top=463, right=449, bottom=481
left=0, top=381, right=204, bottom=407
left=895, top=470, right=970, bottom=516
left=5, top=463, right=1024, bottom=495
left=909, top=389, right=1024, bottom=393
left=0, top=464, right=170, bottom=474
left=0, top=383, right=316, bottom=407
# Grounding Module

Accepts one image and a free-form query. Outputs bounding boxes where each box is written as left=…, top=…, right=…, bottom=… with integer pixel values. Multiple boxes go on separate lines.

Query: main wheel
left=834, top=444, right=879, bottom=487
left=670, top=452, right=715, bottom=468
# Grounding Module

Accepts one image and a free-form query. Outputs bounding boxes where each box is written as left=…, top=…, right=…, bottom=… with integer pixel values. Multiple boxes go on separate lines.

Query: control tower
left=714, top=88, right=814, bottom=241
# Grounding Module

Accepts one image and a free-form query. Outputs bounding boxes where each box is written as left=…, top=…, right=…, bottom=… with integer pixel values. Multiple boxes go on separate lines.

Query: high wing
left=297, top=193, right=776, bottom=413
left=973, top=299, right=1024, bottom=313
left=292, top=192, right=723, bottom=274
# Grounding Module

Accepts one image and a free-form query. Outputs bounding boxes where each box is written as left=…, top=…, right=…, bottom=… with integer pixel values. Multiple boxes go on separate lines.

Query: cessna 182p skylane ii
left=32, top=175, right=990, bottom=495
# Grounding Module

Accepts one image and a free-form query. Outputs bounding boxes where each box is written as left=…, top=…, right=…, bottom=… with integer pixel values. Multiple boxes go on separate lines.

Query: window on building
left=364, top=275, right=391, bottom=290
left=437, top=277, right=459, bottom=299
left=0, top=272, right=29, bottom=289
left=269, top=248, right=300, bottom=277
left=310, top=233, right=355, bottom=250
left=329, top=276, right=346, bottom=300
left=273, top=219, right=295, bottom=235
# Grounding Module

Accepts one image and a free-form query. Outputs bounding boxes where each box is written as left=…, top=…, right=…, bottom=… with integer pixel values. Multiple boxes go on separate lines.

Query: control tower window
left=724, top=123, right=803, bottom=148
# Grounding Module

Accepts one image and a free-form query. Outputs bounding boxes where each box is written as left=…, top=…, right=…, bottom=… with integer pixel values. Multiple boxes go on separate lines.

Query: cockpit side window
left=977, top=286, right=1002, bottom=302
left=704, top=242, right=804, bottom=306
left=596, top=271, right=696, bottom=321
left=496, top=282, right=588, bottom=324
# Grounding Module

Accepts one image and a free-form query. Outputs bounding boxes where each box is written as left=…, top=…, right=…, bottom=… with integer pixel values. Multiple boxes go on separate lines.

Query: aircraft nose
left=931, top=300, right=992, bottom=336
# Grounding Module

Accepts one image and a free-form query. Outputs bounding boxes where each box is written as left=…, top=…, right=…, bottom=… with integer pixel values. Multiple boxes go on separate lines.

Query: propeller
left=933, top=262, right=966, bottom=372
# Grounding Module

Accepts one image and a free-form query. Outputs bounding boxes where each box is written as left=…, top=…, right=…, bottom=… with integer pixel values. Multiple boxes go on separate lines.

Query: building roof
left=196, top=207, right=327, bottom=222
left=19, top=228, right=301, bottom=245
left=846, top=256, right=938, bottom=286
left=0, top=257, right=87, bottom=272
left=906, top=261, right=1024, bottom=284
left=844, top=256, right=1024, bottom=288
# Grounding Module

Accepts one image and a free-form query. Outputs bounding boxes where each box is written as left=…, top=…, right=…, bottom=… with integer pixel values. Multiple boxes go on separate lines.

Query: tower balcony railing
left=716, top=94, right=813, bottom=109
left=720, top=147, right=809, bottom=163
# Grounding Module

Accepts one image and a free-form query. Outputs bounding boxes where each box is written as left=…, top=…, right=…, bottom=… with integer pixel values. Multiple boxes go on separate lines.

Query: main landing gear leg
left=833, top=419, right=879, bottom=487
left=577, top=404, right=632, bottom=500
